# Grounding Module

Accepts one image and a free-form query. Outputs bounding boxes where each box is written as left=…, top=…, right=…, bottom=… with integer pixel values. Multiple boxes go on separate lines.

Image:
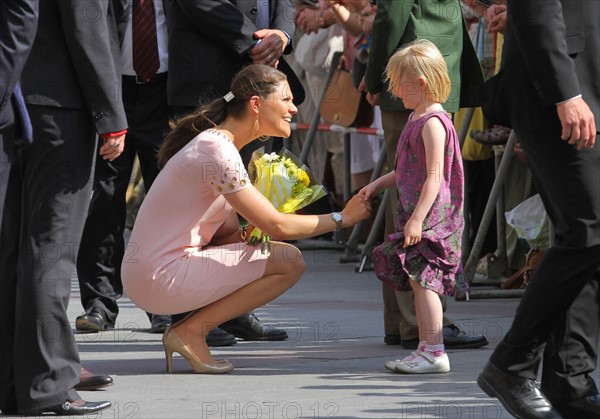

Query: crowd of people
left=1, top=0, right=598, bottom=417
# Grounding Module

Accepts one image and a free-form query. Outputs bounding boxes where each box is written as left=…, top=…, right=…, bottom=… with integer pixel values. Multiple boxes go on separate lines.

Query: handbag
left=320, top=55, right=373, bottom=127
left=501, top=249, right=544, bottom=289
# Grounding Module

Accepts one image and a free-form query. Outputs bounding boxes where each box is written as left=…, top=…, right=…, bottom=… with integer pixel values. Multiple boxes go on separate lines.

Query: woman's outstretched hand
left=341, top=194, right=372, bottom=227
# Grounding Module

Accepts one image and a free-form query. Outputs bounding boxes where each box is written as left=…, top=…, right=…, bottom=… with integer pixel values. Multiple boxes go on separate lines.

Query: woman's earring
left=253, top=115, right=260, bottom=137
left=253, top=114, right=270, bottom=142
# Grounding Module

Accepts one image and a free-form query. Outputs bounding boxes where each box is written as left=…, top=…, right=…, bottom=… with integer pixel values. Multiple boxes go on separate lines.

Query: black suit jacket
left=165, top=0, right=303, bottom=107
left=20, top=0, right=127, bottom=135
left=481, top=0, right=600, bottom=133
left=0, top=0, right=38, bottom=131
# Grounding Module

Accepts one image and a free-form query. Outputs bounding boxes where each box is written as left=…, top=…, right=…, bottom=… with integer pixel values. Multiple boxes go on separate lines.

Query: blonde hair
left=385, top=39, right=451, bottom=104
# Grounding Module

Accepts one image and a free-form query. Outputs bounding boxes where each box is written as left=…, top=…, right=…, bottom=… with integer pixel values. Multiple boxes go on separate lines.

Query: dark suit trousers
left=490, top=125, right=600, bottom=380
left=542, top=276, right=600, bottom=403
left=0, top=121, right=15, bottom=225
left=0, top=105, right=96, bottom=412
left=77, top=74, right=169, bottom=324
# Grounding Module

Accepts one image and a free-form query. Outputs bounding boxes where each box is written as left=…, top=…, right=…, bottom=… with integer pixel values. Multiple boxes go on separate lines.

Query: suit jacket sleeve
left=364, top=0, right=411, bottom=95
left=270, top=0, right=295, bottom=53
left=57, top=0, right=127, bottom=135
left=510, top=0, right=580, bottom=107
left=0, top=0, right=38, bottom=120
left=174, top=0, right=260, bottom=56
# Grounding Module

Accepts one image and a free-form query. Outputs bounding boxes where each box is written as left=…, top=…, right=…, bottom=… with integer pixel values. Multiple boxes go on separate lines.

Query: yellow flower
left=247, top=147, right=327, bottom=254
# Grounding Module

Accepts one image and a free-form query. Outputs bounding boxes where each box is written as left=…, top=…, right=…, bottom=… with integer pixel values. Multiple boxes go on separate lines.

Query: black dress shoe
left=554, top=394, right=600, bottom=419
left=150, top=314, right=172, bottom=333
left=478, top=362, right=563, bottom=419
left=384, top=334, right=402, bottom=345
left=0, top=406, right=17, bottom=415
left=399, top=325, right=488, bottom=349
left=74, top=367, right=113, bottom=391
left=31, top=399, right=112, bottom=416
left=207, top=327, right=237, bottom=347
left=443, top=325, right=488, bottom=348
left=220, top=313, right=288, bottom=341
left=75, top=307, right=114, bottom=333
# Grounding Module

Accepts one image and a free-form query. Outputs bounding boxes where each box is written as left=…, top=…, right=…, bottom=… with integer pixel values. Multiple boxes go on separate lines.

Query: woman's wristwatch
left=330, top=212, right=343, bottom=232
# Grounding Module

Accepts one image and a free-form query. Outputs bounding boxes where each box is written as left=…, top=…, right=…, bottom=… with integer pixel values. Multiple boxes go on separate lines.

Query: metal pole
left=458, top=108, right=476, bottom=148
left=340, top=145, right=388, bottom=263
left=299, top=52, right=343, bottom=164
left=357, top=190, right=389, bottom=272
left=463, top=131, right=517, bottom=285
left=456, top=108, right=475, bottom=263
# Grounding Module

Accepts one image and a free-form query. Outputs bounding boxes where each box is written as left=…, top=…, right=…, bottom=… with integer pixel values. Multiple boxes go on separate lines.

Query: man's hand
left=485, top=4, right=507, bottom=33
left=359, top=13, right=375, bottom=35
left=557, top=97, right=597, bottom=150
left=249, top=29, right=287, bottom=67
left=296, top=7, right=323, bottom=34
left=99, top=134, right=125, bottom=161
left=358, top=77, right=380, bottom=106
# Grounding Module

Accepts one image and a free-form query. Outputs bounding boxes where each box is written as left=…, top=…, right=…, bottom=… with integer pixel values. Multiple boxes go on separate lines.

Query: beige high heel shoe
left=163, top=327, right=234, bottom=374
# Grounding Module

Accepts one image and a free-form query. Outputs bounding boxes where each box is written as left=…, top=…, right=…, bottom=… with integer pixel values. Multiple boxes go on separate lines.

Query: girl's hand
left=357, top=183, right=377, bottom=200
left=403, top=218, right=422, bottom=248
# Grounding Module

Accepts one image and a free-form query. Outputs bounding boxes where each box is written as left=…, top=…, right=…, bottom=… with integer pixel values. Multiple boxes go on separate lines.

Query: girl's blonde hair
left=385, top=39, right=451, bottom=104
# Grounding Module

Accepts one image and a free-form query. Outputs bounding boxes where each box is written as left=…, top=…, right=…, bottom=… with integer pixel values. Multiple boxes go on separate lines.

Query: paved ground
left=58, top=244, right=577, bottom=419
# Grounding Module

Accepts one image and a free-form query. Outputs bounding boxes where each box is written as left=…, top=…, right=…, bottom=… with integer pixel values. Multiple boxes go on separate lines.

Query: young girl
left=359, top=39, right=464, bottom=374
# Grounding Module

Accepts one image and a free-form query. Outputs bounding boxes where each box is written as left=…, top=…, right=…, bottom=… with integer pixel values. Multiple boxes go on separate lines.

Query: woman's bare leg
left=173, top=242, right=305, bottom=363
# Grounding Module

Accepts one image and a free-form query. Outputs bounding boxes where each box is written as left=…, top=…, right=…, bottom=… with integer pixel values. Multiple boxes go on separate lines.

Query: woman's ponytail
left=157, top=98, right=228, bottom=169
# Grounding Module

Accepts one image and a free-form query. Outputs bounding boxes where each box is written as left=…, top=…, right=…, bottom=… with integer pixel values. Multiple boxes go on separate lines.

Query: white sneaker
left=394, top=352, right=450, bottom=374
left=384, top=359, right=403, bottom=372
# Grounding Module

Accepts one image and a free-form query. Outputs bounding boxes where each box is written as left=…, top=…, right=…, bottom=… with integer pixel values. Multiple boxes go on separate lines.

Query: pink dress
left=122, top=129, right=269, bottom=315
left=372, top=111, right=465, bottom=296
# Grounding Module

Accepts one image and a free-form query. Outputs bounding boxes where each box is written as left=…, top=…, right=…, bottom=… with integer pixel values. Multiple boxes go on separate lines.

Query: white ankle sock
left=401, top=342, right=428, bottom=362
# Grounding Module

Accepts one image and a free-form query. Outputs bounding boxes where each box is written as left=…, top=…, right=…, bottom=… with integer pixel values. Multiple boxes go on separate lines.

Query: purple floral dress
left=372, top=111, right=465, bottom=296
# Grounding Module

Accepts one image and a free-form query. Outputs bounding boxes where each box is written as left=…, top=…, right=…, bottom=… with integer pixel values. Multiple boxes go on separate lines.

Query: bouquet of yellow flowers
left=247, top=147, right=327, bottom=253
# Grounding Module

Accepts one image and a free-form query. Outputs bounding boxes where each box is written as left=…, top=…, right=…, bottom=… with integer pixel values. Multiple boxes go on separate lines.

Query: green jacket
left=365, top=0, right=483, bottom=112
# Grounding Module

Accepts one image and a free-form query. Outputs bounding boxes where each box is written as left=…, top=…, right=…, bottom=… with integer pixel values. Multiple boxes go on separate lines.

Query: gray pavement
left=65, top=244, right=562, bottom=419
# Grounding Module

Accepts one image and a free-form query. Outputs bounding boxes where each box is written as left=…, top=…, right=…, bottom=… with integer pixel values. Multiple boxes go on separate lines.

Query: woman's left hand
left=403, top=218, right=422, bottom=248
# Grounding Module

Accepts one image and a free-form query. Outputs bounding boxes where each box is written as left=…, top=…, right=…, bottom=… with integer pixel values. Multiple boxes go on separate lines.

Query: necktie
left=132, top=0, right=159, bottom=82
left=255, top=0, right=269, bottom=30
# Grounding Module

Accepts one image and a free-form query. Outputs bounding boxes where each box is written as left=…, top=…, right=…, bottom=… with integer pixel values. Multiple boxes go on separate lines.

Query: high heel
left=162, top=327, right=234, bottom=374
